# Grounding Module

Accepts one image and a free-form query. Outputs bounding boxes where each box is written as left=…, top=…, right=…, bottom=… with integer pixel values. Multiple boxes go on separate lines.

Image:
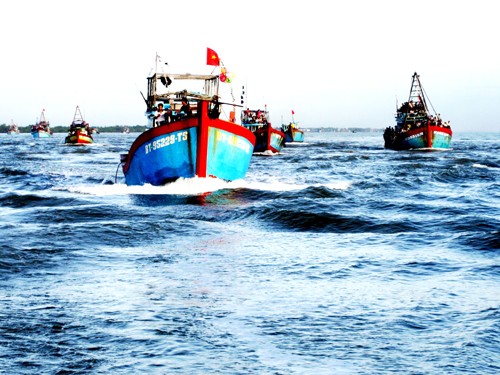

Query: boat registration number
left=145, top=131, right=188, bottom=154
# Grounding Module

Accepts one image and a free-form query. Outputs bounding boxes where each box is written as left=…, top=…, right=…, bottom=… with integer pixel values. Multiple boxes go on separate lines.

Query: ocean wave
left=0, top=166, right=29, bottom=177
left=243, top=205, right=419, bottom=234
left=0, top=192, right=75, bottom=209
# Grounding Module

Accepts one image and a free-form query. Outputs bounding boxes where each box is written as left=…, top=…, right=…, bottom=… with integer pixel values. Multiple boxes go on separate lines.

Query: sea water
left=0, top=131, right=499, bottom=374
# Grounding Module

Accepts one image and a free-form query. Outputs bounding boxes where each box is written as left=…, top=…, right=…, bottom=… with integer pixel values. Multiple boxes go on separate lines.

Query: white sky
left=1, top=0, right=499, bottom=131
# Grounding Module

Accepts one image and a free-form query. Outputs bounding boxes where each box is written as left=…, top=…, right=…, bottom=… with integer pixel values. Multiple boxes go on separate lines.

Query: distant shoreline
left=1, top=125, right=385, bottom=134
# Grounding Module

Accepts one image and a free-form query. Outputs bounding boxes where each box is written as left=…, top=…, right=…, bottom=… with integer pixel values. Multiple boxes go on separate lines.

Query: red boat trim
left=405, top=125, right=452, bottom=138
left=196, top=101, right=209, bottom=178
left=426, top=120, right=432, bottom=148
left=210, top=120, right=257, bottom=143
left=123, top=100, right=255, bottom=175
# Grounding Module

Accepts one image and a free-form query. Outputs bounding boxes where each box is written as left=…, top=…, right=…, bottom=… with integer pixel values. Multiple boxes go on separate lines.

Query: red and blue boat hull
left=282, top=125, right=304, bottom=143
left=246, top=125, right=285, bottom=154
left=398, top=125, right=452, bottom=150
left=122, top=101, right=255, bottom=186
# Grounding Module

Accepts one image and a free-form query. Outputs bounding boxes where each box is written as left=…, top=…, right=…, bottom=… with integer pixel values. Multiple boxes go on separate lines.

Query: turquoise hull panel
left=207, top=127, right=254, bottom=180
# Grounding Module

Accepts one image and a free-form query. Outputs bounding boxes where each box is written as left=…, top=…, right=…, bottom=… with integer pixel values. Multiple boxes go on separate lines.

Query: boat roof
left=146, top=72, right=220, bottom=109
left=151, top=73, right=219, bottom=81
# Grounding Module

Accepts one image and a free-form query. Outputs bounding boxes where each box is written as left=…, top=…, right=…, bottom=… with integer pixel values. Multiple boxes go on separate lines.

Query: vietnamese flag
left=207, top=48, right=220, bottom=66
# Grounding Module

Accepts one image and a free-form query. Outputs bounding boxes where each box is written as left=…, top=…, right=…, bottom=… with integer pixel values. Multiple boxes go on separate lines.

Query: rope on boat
left=421, top=85, right=437, bottom=115
left=114, top=162, right=122, bottom=184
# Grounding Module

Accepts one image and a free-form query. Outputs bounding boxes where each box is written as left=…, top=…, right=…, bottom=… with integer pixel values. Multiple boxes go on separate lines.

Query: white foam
left=64, top=177, right=352, bottom=196
left=473, top=163, right=497, bottom=170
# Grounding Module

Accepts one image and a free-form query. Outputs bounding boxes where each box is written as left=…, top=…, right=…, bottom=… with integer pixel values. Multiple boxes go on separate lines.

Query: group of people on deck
left=68, top=121, right=98, bottom=135
left=153, top=98, right=192, bottom=127
left=242, top=108, right=268, bottom=125
left=395, top=100, right=451, bottom=132
left=31, top=122, right=50, bottom=132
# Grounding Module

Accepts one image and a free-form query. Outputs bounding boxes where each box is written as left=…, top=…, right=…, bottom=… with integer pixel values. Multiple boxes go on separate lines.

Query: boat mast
left=39, top=109, right=46, bottom=123
left=413, top=73, right=429, bottom=115
left=73, top=106, right=84, bottom=122
left=406, top=72, right=428, bottom=114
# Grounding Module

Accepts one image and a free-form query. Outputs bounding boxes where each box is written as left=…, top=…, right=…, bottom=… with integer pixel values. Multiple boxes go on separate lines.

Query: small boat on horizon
left=281, top=110, right=304, bottom=144
left=120, top=59, right=256, bottom=186
left=30, top=109, right=53, bottom=138
left=241, top=106, right=285, bottom=155
left=7, top=120, right=20, bottom=135
left=384, top=72, right=452, bottom=150
left=65, top=106, right=96, bottom=145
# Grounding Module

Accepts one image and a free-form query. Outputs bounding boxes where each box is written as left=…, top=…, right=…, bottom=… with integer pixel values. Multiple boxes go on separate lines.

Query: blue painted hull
left=206, top=127, right=254, bottom=179
left=290, top=130, right=304, bottom=142
left=122, top=102, right=255, bottom=186
left=282, top=124, right=304, bottom=143
left=124, top=125, right=197, bottom=185
left=31, top=131, right=51, bottom=138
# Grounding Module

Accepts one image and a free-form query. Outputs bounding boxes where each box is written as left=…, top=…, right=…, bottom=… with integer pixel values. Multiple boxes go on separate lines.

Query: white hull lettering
left=145, top=131, right=189, bottom=154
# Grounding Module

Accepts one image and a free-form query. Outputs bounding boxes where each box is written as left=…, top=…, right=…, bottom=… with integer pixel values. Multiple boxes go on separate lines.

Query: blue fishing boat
left=241, top=107, right=285, bottom=154
left=384, top=72, right=452, bottom=150
left=30, top=109, right=53, bottom=138
left=121, top=72, right=256, bottom=186
left=281, top=111, right=304, bottom=143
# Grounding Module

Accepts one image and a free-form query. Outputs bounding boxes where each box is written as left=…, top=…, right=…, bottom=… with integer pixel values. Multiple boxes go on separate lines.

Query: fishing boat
left=7, top=120, right=20, bottom=135
left=30, top=109, right=53, bottom=138
left=384, top=72, right=452, bottom=150
left=120, top=71, right=256, bottom=186
left=241, top=106, right=285, bottom=154
left=281, top=111, right=304, bottom=143
left=65, top=106, right=94, bottom=145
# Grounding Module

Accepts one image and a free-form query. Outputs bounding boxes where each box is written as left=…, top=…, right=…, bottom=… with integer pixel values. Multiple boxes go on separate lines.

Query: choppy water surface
left=1, top=131, right=499, bottom=374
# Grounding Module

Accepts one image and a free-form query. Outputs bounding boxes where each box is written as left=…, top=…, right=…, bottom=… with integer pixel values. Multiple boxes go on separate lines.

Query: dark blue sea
left=1, top=131, right=499, bottom=374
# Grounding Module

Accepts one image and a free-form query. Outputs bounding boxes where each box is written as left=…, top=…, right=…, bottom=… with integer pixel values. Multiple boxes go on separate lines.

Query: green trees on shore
left=0, top=124, right=146, bottom=133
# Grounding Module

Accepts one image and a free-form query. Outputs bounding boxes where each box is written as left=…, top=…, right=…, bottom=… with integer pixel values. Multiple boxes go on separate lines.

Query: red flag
left=207, top=48, right=220, bottom=66
left=291, top=110, right=295, bottom=115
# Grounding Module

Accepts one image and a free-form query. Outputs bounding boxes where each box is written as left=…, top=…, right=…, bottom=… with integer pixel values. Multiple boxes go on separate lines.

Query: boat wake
left=62, top=177, right=352, bottom=196
left=407, top=147, right=453, bottom=152
left=253, top=150, right=281, bottom=156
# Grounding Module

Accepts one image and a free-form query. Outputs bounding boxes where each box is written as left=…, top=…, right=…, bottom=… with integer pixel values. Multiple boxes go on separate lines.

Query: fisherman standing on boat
left=180, top=98, right=192, bottom=118
left=154, top=103, right=168, bottom=127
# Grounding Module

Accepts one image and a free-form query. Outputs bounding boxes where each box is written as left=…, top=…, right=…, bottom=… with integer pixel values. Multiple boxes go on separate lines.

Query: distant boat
left=120, top=70, right=256, bottom=186
left=65, top=106, right=94, bottom=145
left=241, top=106, right=285, bottom=154
left=122, top=126, right=130, bottom=134
left=281, top=111, right=304, bottom=143
left=7, top=120, right=20, bottom=135
left=384, top=72, right=452, bottom=150
left=31, top=110, right=53, bottom=138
